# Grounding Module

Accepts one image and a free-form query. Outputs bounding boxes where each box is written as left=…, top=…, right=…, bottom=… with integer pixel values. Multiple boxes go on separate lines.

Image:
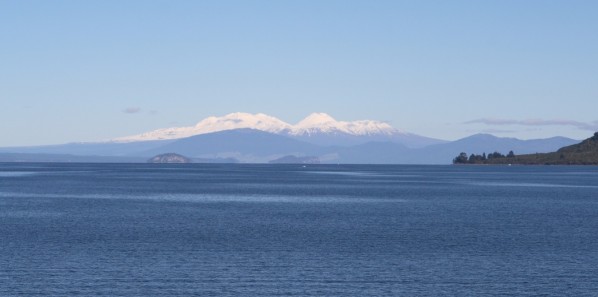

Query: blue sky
left=1, top=0, right=597, bottom=146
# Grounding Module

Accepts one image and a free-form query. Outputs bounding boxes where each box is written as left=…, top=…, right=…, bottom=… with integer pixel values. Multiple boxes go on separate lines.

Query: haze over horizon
left=1, top=1, right=597, bottom=146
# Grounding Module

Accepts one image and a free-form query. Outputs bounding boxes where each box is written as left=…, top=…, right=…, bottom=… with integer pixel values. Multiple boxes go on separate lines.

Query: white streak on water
left=0, top=172, right=38, bottom=177
left=303, top=171, right=421, bottom=178
left=0, top=210, right=64, bottom=218
left=465, top=182, right=598, bottom=189
left=0, top=192, right=406, bottom=204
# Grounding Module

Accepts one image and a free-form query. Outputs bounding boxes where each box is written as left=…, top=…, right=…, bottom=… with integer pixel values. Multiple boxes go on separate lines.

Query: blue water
left=1, top=163, right=598, bottom=296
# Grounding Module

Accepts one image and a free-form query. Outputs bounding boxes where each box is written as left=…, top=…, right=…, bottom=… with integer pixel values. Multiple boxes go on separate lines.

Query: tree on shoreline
left=453, top=132, right=598, bottom=165
left=453, top=151, right=515, bottom=164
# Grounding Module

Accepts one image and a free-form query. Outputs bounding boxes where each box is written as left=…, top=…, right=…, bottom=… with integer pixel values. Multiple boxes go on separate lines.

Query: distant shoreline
left=453, top=132, right=598, bottom=166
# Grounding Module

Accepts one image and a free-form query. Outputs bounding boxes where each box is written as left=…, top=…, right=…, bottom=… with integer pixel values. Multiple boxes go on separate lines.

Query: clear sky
left=1, top=0, right=597, bottom=146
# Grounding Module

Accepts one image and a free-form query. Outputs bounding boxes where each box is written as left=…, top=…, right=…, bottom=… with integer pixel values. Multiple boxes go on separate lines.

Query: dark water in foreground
left=1, top=163, right=598, bottom=296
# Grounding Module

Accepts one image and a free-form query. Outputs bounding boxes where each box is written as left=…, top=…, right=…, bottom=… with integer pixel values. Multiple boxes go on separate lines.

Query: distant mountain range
left=0, top=112, right=582, bottom=164
left=461, top=132, right=598, bottom=165
left=115, top=112, right=445, bottom=148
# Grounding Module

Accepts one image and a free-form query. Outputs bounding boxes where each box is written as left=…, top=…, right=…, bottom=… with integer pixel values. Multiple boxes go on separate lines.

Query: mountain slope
left=291, top=130, right=446, bottom=148
left=446, top=134, right=578, bottom=153
left=289, top=112, right=396, bottom=136
left=331, top=142, right=412, bottom=164
left=0, top=125, right=580, bottom=164
left=140, top=128, right=323, bottom=162
left=412, top=134, right=579, bottom=164
left=0, top=139, right=173, bottom=157
left=0, top=153, right=146, bottom=163
left=479, top=132, right=598, bottom=165
left=115, top=113, right=292, bottom=141
left=113, top=112, right=445, bottom=148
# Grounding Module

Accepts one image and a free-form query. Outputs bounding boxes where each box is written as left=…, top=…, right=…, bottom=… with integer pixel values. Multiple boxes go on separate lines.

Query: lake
left=1, top=163, right=597, bottom=296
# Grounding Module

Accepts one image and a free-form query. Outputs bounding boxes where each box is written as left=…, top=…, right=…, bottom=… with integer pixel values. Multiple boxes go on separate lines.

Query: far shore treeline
left=453, top=151, right=515, bottom=164
left=453, top=132, right=598, bottom=165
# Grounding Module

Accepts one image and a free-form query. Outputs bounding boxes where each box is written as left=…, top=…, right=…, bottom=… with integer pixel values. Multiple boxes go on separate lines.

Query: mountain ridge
left=139, top=128, right=323, bottom=163
left=115, top=112, right=408, bottom=141
left=454, top=132, right=598, bottom=165
left=0, top=128, right=578, bottom=164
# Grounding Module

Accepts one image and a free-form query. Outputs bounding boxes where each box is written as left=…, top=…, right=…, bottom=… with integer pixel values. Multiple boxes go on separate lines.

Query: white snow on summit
left=291, top=112, right=397, bottom=136
left=194, top=112, right=292, bottom=134
left=114, top=112, right=401, bottom=142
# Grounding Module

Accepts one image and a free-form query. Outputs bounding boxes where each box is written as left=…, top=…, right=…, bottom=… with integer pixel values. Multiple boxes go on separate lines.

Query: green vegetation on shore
left=453, top=132, right=598, bottom=165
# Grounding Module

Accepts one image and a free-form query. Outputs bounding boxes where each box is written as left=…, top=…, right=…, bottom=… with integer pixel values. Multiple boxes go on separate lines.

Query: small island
left=148, top=153, right=192, bottom=163
left=454, top=132, right=598, bottom=165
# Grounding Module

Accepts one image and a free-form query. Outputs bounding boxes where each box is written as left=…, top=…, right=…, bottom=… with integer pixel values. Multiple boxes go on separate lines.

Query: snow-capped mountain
left=114, top=113, right=291, bottom=142
left=2, top=113, right=580, bottom=163
left=115, top=112, right=402, bottom=142
left=290, top=113, right=398, bottom=136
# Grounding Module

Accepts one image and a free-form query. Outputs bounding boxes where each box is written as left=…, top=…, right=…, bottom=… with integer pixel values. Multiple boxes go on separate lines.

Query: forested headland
left=453, top=132, right=598, bottom=165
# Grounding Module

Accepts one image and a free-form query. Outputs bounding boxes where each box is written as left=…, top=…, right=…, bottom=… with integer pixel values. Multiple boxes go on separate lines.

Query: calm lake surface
left=1, top=163, right=598, bottom=296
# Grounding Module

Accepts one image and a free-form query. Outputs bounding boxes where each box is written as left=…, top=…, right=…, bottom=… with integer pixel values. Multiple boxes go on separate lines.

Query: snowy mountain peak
left=292, top=113, right=398, bottom=136
left=193, top=112, right=291, bottom=133
left=296, top=113, right=337, bottom=126
left=114, top=112, right=402, bottom=142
